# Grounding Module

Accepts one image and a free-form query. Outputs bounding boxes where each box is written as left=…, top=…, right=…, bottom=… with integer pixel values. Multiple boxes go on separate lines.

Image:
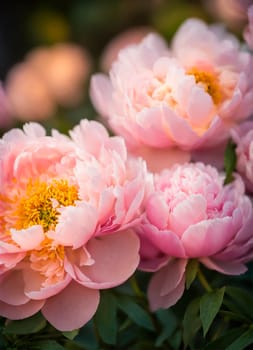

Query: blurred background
left=0, top=0, right=252, bottom=135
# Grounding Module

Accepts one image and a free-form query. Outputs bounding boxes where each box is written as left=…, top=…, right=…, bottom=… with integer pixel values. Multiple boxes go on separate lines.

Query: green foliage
left=3, top=313, right=46, bottom=335
left=224, top=139, right=237, bottom=184
left=200, top=287, right=225, bottom=337
left=186, top=259, right=199, bottom=290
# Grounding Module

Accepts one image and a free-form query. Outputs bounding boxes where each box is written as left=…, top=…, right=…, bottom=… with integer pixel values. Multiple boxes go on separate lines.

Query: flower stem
left=197, top=268, right=213, bottom=292
left=130, top=275, right=145, bottom=298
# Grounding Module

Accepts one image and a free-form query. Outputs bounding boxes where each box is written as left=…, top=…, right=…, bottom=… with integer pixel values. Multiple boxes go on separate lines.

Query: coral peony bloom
left=27, top=43, right=91, bottom=107
left=90, top=19, right=253, bottom=157
left=0, top=120, right=149, bottom=330
left=136, top=163, right=253, bottom=310
left=244, top=5, right=253, bottom=50
left=6, top=63, right=56, bottom=121
left=231, top=120, right=253, bottom=192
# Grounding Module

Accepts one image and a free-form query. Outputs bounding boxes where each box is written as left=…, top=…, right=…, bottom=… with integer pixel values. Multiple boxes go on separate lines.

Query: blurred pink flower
left=6, top=63, right=56, bottom=121
left=0, top=119, right=150, bottom=330
left=0, top=84, right=12, bottom=128
left=244, top=5, right=253, bottom=49
left=231, top=120, right=253, bottom=192
left=100, top=27, right=153, bottom=72
left=136, top=163, right=253, bottom=310
left=27, top=43, right=91, bottom=107
left=90, top=19, right=253, bottom=160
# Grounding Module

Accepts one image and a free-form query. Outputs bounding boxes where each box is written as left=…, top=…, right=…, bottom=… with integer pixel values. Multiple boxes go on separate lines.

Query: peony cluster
left=2, top=13, right=253, bottom=331
left=0, top=120, right=150, bottom=330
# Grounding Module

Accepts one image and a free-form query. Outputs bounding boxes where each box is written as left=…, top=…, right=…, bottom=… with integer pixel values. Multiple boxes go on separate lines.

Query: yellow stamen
left=15, top=179, right=78, bottom=232
left=187, top=67, right=222, bottom=105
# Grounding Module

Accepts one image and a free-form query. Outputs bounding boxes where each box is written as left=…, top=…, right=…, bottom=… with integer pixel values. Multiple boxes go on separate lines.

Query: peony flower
left=27, top=43, right=92, bottom=107
left=90, top=19, right=253, bottom=161
left=135, top=163, right=253, bottom=310
left=244, top=5, right=253, bottom=50
left=0, top=119, right=150, bottom=331
left=231, top=120, right=253, bottom=192
left=6, top=63, right=56, bottom=121
left=0, top=84, right=12, bottom=128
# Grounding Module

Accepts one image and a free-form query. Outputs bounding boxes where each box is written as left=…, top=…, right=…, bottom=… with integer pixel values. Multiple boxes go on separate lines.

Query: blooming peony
left=136, top=163, right=253, bottom=310
left=0, top=119, right=150, bottom=330
left=90, top=19, right=253, bottom=160
left=244, top=5, right=253, bottom=50
left=231, top=120, right=253, bottom=192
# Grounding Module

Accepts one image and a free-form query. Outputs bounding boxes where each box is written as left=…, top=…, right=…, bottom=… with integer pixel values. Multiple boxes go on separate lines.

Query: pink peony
left=244, top=5, right=253, bottom=50
left=136, top=163, right=253, bottom=310
left=231, top=120, right=253, bottom=192
left=6, top=63, right=56, bottom=121
left=90, top=19, right=253, bottom=159
left=0, top=84, right=12, bottom=128
left=27, top=43, right=92, bottom=107
left=0, top=119, right=150, bottom=330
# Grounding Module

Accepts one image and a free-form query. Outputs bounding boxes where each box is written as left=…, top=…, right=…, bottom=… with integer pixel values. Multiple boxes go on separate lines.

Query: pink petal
left=169, top=195, right=207, bottom=236
left=0, top=270, right=30, bottom=305
left=200, top=257, right=247, bottom=275
left=148, top=259, right=187, bottom=311
left=10, top=225, right=44, bottom=250
left=182, top=218, right=235, bottom=257
left=52, top=204, right=98, bottom=249
left=90, top=74, right=112, bottom=117
left=74, top=230, right=140, bottom=289
left=0, top=299, right=45, bottom=320
left=140, top=223, right=186, bottom=258
left=42, top=281, right=99, bottom=331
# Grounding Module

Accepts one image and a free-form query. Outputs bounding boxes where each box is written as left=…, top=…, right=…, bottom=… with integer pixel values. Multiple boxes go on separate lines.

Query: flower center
left=15, top=179, right=78, bottom=232
left=187, top=68, right=222, bottom=105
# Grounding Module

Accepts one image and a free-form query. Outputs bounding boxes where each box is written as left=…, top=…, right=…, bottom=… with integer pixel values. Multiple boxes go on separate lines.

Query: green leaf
left=185, top=259, right=199, bottom=289
left=117, top=295, right=155, bottom=331
left=203, top=327, right=245, bottom=350
left=33, top=340, right=65, bottom=350
left=225, top=286, right=253, bottom=320
left=155, top=309, right=177, bottom=346
left=225, top=328, right=253, bottom=350
left=224, top=139, right=237, bottom=185
left=3, top=312, right=47, bottom=335
left=200, top=287, right=225, bottom=337
left=94, top=291, right=117, bottom=345
left=62, top=329, right=79, bottom=340
left=183, top=297, right=201, bottom=347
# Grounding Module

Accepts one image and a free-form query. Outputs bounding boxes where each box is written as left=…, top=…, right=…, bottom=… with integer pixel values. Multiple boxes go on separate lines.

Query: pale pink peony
left=244, top=5, right=253, bottom=50
left=6, top=63, right=56, bottom=121
left=90, top=19, right=253, bottom=160
left=27, top=43, right=91, bottom=107
left=0, top=119, right=150, bottom=330
left=231, top=120, right=253, bottom=192
left=136, top=163, right=253, bottom=310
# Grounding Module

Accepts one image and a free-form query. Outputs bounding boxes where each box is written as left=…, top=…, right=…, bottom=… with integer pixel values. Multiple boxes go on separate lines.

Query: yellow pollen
left=187, top=68, right=222, bottom=105
left=15, top=179, right=78, bottom=232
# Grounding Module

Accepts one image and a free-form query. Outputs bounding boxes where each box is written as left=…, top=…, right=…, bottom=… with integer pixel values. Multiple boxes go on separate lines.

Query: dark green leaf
left=183, top=297, right=201, bottom=347
left=225, top=286, right=253, bottom=320
left=94, top=291, right=117, bottom=345
left=117, top=295, right=154, bottom=331
left=3, top=313, right=47, bottom=335
left=225, top=328, right=253, bottom=350
left=200, top=287, right=225, bottom=337
left=203, top=327, right=245, bottom=350
left=33, top=340, right=65, bottom=350
left=62, top=329, right=79, bottom=340
left=224, top=139, right=237, bottom=185
left=186, top=259, right=199, bottom=289
left=155, top=309, right=177, bottom=346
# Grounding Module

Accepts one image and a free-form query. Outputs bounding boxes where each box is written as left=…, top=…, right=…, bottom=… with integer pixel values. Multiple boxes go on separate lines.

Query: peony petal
left=0, top=299, right=45, bottom=320
left=90, top=74, right=112, bottom=117
left=10, top=225, right=44, bottom=250
left=148, top=259, right=186, bottom=311
left=200, top=257, right=247, bottom=275
left=42, top=281, right=99, bottom=331
left=0, top=270, right=30, bottom=305
left=75, top=230, right=140, bottom=288
left=182, top=218, right=235, bottom=257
